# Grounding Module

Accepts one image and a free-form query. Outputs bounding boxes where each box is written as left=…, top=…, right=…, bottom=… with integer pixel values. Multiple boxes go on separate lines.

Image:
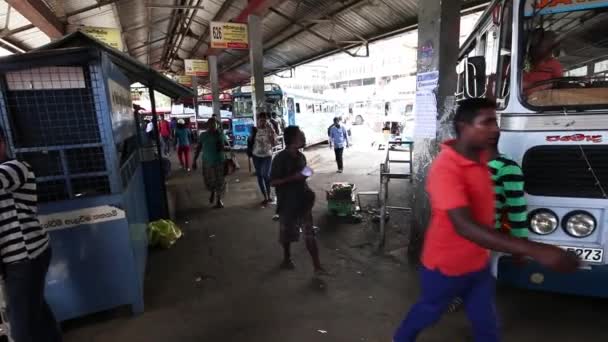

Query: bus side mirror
left=462, top=56, right=487, bottom=99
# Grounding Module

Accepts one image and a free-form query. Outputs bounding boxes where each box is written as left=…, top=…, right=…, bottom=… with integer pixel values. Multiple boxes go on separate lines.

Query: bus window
left=296, top=103, right=301, bottom=113
left=565, top=66, right=587, bottom=77
left=522, top=4, right=608, bottom=107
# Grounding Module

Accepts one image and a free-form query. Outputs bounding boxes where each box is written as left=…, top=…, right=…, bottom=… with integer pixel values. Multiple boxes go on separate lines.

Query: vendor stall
left=0, top=32, right=191, bottom=321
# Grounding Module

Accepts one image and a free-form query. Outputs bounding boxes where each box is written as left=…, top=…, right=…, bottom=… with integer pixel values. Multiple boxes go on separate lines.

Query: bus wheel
left=355, top=115, right=364, bottom=125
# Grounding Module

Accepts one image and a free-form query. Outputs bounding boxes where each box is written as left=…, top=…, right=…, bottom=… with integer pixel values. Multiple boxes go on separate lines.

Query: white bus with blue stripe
left=458, top=0, right=608, bottom=297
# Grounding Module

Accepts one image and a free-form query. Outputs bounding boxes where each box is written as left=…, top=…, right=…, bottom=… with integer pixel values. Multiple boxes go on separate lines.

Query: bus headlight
left=563, top=211, right=596, bottom=238
left=529, top=209, right=559, bottom=235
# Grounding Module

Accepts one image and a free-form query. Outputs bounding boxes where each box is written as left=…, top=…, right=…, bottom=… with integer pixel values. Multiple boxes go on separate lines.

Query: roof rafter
left=5, top=0, right=64, bottom=39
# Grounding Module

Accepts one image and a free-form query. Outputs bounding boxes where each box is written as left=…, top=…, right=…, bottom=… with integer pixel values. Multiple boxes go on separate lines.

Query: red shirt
left=523, top=57, right=563, bottom=95
left=158, top=120, right=171, bottom=137
left=421, top=141, right=495, bottom=276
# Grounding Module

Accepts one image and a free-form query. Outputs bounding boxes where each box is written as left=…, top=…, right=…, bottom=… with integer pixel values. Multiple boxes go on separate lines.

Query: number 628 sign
left=210, top=22, right=249, bottom=49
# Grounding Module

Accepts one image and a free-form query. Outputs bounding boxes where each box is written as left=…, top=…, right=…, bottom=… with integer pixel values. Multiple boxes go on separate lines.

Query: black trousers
left=334, top=148, right=344, bottom=170
left=6, top=248, right=62, bottom=342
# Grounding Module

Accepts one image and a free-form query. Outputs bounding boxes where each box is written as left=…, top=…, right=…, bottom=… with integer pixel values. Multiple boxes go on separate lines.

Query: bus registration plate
left=560, top=246, right=603, bottom=263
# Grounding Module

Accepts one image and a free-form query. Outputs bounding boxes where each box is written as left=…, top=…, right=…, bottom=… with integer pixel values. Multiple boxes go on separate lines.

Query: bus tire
left=355, top=115, right=364, bottom=125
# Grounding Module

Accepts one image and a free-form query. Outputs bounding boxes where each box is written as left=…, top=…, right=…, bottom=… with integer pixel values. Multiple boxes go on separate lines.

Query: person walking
left=193, top=119, right=229, bottom=209
left=249, top=112, right=277, bottom=206
left=175, top=119, right=192, bottom=172
left=270, top=126, right=325, bottom=274
left=158, top=115, right=171, bottom=156
left=447, top=132, right=529, bottom=313
left=328, top=117, right=349, bottom=173
left=270, top=112, right=283, bottom=136
left=170, top=117, right=177, bottom=141
left=0, top=129, right=62, bottom=342
left=145, top=119, right=154, bottom=143
left=392, top=98, right=579, bottom=342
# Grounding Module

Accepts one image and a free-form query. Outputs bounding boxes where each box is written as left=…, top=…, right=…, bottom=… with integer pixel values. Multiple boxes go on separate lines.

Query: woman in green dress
left=193, top=119, right=229, bottom=208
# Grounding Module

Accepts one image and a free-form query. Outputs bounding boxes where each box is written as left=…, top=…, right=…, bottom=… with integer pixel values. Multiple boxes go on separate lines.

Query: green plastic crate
left=328, top=198, right=356, bottom=217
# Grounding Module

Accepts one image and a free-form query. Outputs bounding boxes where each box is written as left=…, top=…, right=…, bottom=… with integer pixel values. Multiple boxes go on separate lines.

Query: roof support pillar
left=209, top=55, right=221, bottom=119
left=408, top=0, right=461, bottom=261
left=248, top=14, right=265, bottom=123
left=5, top=0, right=64, bottom=39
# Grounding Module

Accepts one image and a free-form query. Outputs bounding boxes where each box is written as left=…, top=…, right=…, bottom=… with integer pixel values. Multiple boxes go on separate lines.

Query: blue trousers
left=252, top=156, right=272, bottom=198
left=5, top=248, right=62, bottom=342
left=393, top=266, right=499, bottom=342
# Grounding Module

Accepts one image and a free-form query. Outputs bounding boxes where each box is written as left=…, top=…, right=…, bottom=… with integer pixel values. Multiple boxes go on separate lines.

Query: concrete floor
left=63, top=126, right=608, bottom=342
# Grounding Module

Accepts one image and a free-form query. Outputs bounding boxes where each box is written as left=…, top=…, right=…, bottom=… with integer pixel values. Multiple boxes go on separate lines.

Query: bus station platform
left=60, top=134, right=608, bottom=342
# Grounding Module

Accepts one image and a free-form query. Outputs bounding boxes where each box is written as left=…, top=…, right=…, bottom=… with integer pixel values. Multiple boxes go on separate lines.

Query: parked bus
left=232, top=83, right=339, bottom=150
left=199, top=92, right=233, bottom=112
left=457, top=0, right=608, bottom=297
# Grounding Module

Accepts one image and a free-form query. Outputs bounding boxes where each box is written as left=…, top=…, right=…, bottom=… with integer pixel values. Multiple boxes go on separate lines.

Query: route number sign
left=210, top=22, right=249, bottom=49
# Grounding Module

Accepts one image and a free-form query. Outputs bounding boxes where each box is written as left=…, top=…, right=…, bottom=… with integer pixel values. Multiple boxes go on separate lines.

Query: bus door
left=286, top=97, right=296, bottom=126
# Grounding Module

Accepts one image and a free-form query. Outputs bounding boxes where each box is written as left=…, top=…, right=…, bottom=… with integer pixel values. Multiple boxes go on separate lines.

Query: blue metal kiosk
left=0, top=32, right=191, bottom=321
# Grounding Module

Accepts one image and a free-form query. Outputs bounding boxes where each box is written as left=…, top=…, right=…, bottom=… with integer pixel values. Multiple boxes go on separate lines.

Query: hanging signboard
left=184, top=59, right=209, bottom=76
left=80, top=26, right=123, bottom=51
left=210, top=22, right=249, bottom=49
left=177, top=75, right=193, bottom=87
left=525, top=0, right=608, bottom=16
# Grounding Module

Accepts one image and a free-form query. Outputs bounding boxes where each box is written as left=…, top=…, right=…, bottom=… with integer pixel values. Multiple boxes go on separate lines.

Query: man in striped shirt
left=488, top=139, right=529, bottom=238
left=0, top=130, right=62, bottom=342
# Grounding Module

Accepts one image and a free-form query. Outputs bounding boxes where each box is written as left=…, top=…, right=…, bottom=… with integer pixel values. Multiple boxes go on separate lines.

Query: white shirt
left=146, top=122, right=154, bottom=133
left=253, top=126, right=275, bottom=158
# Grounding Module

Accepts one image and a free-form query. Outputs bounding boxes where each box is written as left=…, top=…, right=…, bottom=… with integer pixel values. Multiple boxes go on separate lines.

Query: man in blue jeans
left=393, top=98, right=578, bottom=341
left=0, top=128, right=62, bottom=342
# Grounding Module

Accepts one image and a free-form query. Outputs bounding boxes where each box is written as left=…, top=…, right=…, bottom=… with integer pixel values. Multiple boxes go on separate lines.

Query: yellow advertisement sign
left=210, top=22, right=249, bottom=50
left=177, top=75, right=192, bottom=87
left=185, top=59, right=209, bottom=76
left=80, top=26, right=123, bottom=51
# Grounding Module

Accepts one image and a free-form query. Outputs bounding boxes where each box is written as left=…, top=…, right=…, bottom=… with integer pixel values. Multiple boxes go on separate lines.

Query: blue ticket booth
left=0, top=32, right=191, bottom=321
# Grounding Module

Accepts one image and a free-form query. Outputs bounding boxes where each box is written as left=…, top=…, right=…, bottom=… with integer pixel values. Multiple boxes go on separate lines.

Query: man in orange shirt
left=393, top=98, right=578, bottom=342
left=523, top=30, right=563, bottom=96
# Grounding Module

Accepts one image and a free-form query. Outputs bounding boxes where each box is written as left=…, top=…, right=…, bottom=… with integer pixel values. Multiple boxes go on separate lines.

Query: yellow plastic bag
left=148, top=219, right=183, bottom=249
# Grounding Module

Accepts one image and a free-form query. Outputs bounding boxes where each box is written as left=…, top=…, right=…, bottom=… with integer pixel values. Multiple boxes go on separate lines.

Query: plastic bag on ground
left=148, top=219, right=183, bottom=249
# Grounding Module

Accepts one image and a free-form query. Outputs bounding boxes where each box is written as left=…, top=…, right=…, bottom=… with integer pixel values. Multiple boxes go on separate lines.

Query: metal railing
left=377, top=141, right=413, bottom=250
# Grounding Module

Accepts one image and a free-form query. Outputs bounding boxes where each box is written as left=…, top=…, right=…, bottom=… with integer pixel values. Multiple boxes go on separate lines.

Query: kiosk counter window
left=2, top=66, right=114, bottom=202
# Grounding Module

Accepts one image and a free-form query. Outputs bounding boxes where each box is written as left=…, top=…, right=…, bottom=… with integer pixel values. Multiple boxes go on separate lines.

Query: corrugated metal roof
left=215, top=0, right=488, bottom=88
left=0, top=0, right=489, bottom=88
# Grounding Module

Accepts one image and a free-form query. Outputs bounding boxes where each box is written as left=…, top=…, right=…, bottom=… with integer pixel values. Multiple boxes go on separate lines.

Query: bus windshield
left=233, top=97, right=253, bottom=118
left=522, top=1, right=608, bottom=108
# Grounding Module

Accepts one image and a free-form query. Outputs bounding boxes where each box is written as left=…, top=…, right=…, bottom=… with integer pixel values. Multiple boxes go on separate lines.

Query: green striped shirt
left=488, top=155, right=528, bottom=238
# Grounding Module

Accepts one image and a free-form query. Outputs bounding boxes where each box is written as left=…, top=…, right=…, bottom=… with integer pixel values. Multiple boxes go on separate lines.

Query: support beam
left=269, top=8, right=367, bottom=59
left=147, top=5, right=205, bottom=10
left=248, top=14, right=265, bottom=122
left=0, top=24, right=35, bottom=38
left=132, top=36, right=167, bottom=53
left=123, top=18, right=170, bottom=34
left=234, top=0, right=285, bottom=23
left=66, top=0, right=121, bottom=18
left=209, top=55, right=221, bottom=118
left=6, top=0, right=64, bottom=39
left=408, top=0, right=462, bottom=262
